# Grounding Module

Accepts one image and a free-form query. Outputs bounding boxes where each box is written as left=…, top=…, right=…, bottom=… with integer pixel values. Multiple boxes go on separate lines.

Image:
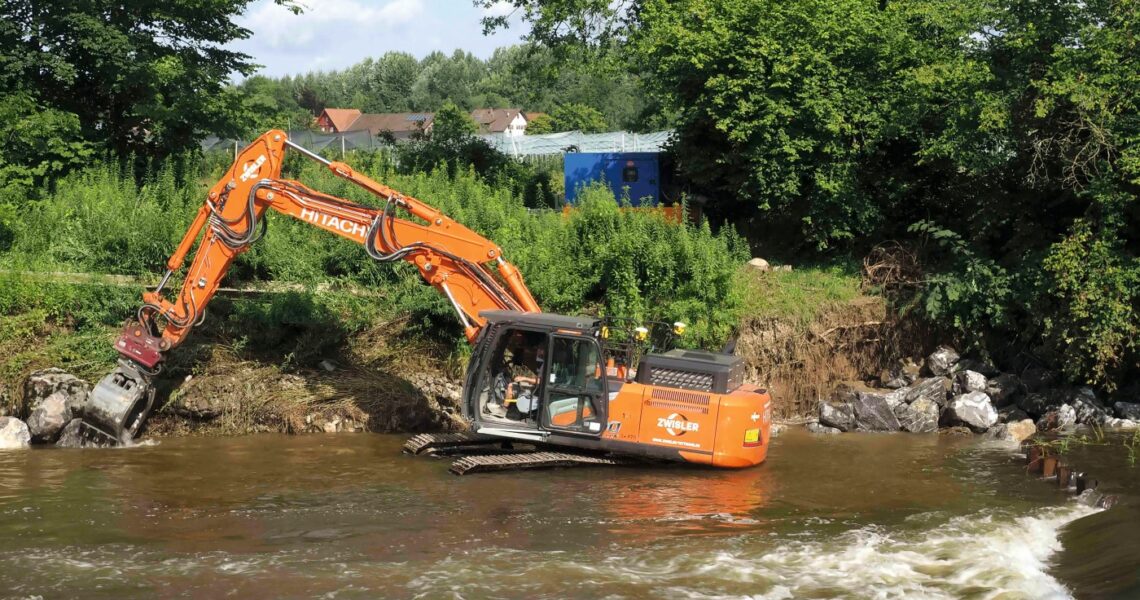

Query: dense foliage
left=492, top=0, right=1140, bottom=389
left=0, top=156, right=747, bottom=351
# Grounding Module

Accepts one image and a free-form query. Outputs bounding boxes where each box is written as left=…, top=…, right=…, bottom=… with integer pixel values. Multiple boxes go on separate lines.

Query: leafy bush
left=0, top=155, right=748, bottom=350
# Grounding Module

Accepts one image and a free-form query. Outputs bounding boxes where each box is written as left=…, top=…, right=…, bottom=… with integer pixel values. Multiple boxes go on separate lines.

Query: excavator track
left=403, top=432, right=506, bottom=456
left=448, top=451, right=634, bottom=475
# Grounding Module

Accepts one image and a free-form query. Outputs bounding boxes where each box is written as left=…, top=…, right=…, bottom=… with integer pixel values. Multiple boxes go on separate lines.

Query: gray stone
left=998, top=405, right=1030, bottom=424
left=880, top=358, right=921, bottom=389
left=904, top=377, right=951, bottom=407
left=1105, top=418, right=1138, bottom=430
left=818, top=401, right=855, bottom=432
left=22, top=368, right=89, bottom=418
left=171, top=393, right=227, bottom=420
left=54, top=418, right=101, bottom=448
left=894, top=397, right=939, bottom=433
left=852, top=390, right=901, bottom=432
left=953, top=358, right=999, bottom=377
left=952, top=370, right=987, bottom=395
left=987, top=419, right=1037, bottom=443
left=0, top=417, right=31, bottom=449
left=747, top=257, right=770, bottom=272
left=985, top=373, right=1022, bottom=407
left=926, top=346, right=960, bottom=377
left=944, top=391, right=998, bottom=432
left=1114, top=402, right=1140, bottom=421
left=805, top=422, right=841, bottom=435
left=1038, top=404, right=1078, bottom=432
left=25, top=391, right=71, bottom=442
left=1018, top=393, right=1059, bottom=418
left=1067, top=387, right=1109, bottom=426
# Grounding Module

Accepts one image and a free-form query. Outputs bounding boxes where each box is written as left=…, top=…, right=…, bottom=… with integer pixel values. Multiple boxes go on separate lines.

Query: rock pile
left=814, top=346, right=1140, bottom=442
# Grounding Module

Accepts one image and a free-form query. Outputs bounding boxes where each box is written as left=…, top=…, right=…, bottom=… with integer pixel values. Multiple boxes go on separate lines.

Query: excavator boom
left=78, top=130, right=772, bottom=474
left=85, top=130, right=538, bottom=443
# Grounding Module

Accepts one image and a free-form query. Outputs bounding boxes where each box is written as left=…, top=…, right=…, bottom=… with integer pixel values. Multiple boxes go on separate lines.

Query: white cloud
left=241, top=0, right=425, bottom=50
left=481, top=1, right=515, bottom=18
left=230, top=0, right=529, bottom=78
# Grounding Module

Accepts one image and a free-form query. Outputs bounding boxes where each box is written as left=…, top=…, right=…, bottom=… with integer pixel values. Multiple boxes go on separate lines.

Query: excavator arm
left=83, top=130, right=540, bottom=443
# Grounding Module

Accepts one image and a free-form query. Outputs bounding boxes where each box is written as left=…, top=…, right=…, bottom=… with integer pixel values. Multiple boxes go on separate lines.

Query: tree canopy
left=490, top=0, right=1140, bottom=388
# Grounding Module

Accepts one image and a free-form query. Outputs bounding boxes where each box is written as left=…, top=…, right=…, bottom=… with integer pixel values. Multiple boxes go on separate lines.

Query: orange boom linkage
left=85, top=130, right=539, bottom=442
left=83, top=130, right=771, bottom=473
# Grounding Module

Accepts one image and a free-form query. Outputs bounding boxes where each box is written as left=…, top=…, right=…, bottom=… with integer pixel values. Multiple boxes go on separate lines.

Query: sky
left=229, top=0, right=528, bottom=78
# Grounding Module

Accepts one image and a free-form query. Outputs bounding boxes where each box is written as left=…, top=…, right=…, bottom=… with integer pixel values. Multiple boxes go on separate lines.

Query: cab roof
left=479, top=310, right=599, bottom=331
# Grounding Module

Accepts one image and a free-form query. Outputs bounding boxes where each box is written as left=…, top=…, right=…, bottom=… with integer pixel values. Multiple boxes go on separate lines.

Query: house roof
left=320, top=108, right=362, bottom=131
left=470, top=108, right=525, bottom=132
left=346, top=112, right=435, bottom=137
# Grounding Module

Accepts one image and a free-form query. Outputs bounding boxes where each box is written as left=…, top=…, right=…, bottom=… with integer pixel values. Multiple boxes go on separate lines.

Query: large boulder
left=171, top=393, right=227, bottom=420
left=1017, top=393, right=1060, bottom=418
left=747, top=257, right=770, bottom=272
left=987, top=419, right=1037, bottom=443
left=1066, top=388, right=1109, bottom=426
left=944, top=392, right=998, bottom=432
left=926, top=346, right=960, bottom=377
left=25, top=391, right=72, bottom=442
left=818, top=401, right=855, bottom=432
left=952, top=370, right=987, bottom=395
left=1038, top=404, right=1077, bottom=432
left=1115, top=402, right=1140, bottom=421
left=0, top=417, right=31, bottom=449
left=894, top=397, right=939, bottom=433
left=904, top=377, right=951, bottom=407
left=852, top=390, right=901, bottom=432
left=54, top=418, right=107, bottom=448
left=985, top=373, right=1022, bottom=407
left=22, top=368, right=89, bottom=417
left=880, top=358, right=921, bottom=389
left=998, top=405, right=1030, bottom=424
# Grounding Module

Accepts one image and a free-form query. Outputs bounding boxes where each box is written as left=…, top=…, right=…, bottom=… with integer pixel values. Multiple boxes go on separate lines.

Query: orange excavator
left=80, top=130, right=771, bottom=472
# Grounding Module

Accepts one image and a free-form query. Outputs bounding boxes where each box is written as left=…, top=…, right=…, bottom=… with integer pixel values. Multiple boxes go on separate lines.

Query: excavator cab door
left=539, top=334, right=607, bottom=436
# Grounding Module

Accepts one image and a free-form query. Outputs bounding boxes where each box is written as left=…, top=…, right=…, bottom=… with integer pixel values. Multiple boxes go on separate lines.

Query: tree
left=0, top=0, right=301, bottom=156
left=0, top=92, right=93, bottom=201
left=485, top=0, right=1140, bottom=388
left=526, top=113, right=556, bottom=134
left=432, top=101, right=480, bottom=141
left=549, top=103, right=608, bottom=133
left=410, top=50, right=487, bottom=110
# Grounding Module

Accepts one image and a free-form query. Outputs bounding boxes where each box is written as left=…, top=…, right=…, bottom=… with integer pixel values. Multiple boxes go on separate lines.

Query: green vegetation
left=0, top=155, right=747, bottom=357
left=742, top=265, right=864, bottom=328
left=495, top=0, right=1140, bottom=390
left=4, top=0, right=1136, bottom=393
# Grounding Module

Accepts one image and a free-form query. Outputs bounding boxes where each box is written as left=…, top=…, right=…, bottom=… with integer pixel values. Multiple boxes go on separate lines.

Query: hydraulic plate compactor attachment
left=83, top=363, right=156, bottom=445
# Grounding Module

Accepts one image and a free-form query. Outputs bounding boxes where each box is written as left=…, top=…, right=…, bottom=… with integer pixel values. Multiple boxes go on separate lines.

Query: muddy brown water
left=0, top=430, right=1136, bottom=599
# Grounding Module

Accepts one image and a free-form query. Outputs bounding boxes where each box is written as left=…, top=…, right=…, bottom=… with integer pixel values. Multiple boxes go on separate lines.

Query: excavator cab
left=464, top=311, right=609, bottom=441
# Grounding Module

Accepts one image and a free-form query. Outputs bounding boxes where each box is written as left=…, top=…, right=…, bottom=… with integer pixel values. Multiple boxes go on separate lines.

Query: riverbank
left=0, top=265, right=900, bottom=438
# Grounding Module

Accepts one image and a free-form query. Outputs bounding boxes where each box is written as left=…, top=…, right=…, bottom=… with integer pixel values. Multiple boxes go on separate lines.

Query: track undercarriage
left=402, top=432, right=639, bottom=475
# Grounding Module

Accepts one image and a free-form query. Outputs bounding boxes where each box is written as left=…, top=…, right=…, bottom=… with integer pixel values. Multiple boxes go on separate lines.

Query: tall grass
left=0, top=153, right=748, bottom=349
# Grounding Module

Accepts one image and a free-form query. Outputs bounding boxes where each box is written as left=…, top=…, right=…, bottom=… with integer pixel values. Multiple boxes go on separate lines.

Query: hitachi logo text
left=299, top=208, right=368, bottom=240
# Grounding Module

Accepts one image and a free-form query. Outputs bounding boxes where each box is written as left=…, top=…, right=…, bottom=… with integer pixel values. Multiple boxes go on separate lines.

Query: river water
left=0, top=430, right=1136, bottom=599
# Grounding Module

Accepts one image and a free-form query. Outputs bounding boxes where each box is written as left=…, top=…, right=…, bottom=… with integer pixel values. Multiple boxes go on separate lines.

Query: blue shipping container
left=564, top=152, right=660, bottom=206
